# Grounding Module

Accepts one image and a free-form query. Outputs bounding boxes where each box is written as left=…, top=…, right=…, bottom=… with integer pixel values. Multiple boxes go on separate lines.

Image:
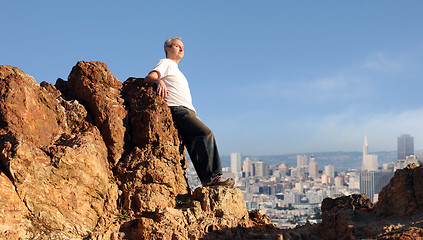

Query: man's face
left=166, top=39, right=184, bottom=61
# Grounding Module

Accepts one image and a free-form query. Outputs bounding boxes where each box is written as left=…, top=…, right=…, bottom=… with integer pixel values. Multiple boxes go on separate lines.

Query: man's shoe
left=202, top=175, right=235, bottom=187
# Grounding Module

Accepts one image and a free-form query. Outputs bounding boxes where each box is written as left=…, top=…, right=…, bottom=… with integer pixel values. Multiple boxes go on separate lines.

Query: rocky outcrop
left=0, top=62, right=272, bottom=239
left=375, top=163, right=423, bottom=217
left=115, top=77, right=190, bottom=215
left=121, top=187, right=254, bottom=240
left=0, top=65, right=119, bottom=239
left=2, top=61, right=423, bottom=240
left=60, top=61, right=127, bottom=165
left=286, top=164, right=423, bottom=239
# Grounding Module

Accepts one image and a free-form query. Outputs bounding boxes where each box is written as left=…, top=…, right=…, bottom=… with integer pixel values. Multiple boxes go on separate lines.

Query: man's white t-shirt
left=152, top=58, right=196, bottom=112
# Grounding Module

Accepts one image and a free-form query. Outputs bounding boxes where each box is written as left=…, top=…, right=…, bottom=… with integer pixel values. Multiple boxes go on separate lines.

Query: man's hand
left=156, top=79, right=168, bottom=98
left=145, top=71, right=168, bottom=98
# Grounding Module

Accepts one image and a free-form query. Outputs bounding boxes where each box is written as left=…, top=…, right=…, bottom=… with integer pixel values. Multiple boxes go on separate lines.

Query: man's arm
left=145, top=70, right=168, bottom=98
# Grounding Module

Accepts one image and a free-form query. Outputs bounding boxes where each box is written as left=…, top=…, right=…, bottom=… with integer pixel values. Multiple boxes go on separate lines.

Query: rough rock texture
left=375, top=163, right=423, bottom=217
left=115, top=78, right=190, bottom=215
left=0, top=62, right=273, bottom=240
left=121, top=187, right=254, bottom=240
left=0, top=66, right=64, bottom=147
left=0, top=65, right=119, bottom=239
left=2, top=61, right=423, bottom=239
left=286, top=164, right=423, bottom=239
left=0, top=171, right=31, bottom=239
left=62, top=61, right=127, bottom=165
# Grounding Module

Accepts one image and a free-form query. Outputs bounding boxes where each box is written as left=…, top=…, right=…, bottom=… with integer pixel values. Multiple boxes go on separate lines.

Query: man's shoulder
left=158, top=58, right=174, bottom=63
left=155, top=58, right=176, bottom=67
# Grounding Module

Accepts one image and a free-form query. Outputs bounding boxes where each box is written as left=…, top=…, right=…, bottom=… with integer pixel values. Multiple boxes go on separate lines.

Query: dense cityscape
left=187, top=134, right=421, bottom=228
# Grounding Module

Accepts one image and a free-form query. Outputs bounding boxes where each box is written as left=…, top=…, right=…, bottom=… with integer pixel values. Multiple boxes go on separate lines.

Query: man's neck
left=167, top=57, right=181, bottom=64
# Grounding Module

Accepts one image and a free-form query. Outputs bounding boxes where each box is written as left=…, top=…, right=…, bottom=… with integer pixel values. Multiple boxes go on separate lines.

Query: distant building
left=278, top=163, right=289, bottom=173
left=242, top=157, right=254, bottom=177
left=321, top=173, right=333, bottom=185
left=360, top=170, right=394, bottom=202
left=282, top=192, right=301, bottom=204
left=347, top=171, right=360, bottom=189
left=324, top=164, right=335, bottom=179
left=295, top=182, right=304, bottom=193
left=254, top=160, right=268, bottom=177
left=382, top=163, right=395, bottom=171
left=397, top=134, right=414, bottom=160
left=334, top=175, right=345, bottom=188
left=362, top=136, right=378, bottom=171
left=230, top=152, right=242, bottom=174
left=297, top=155, right=308, bottom=168
left=308, top=155, right=319, bottom=179
left=306, top=190, right=326, bottom=204
left=362, top=155, right=378, bottom=171
left=395, top=155, right=419, bottom=171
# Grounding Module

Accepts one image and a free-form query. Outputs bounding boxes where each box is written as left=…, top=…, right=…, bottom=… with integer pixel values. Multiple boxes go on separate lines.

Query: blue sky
left=2, top=1, right=423, bottom=156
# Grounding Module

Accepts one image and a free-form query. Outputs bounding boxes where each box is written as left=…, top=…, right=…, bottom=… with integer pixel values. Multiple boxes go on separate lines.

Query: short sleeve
left=152, top=59, right=170, bottom=79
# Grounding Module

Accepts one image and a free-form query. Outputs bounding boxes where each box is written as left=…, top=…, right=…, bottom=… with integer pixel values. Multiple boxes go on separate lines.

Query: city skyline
left=226, top=133, right=418, bottom=172
left=2, top=1, right=423, bottom=155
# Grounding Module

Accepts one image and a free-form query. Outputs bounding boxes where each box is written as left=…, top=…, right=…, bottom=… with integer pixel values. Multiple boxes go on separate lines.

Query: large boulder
left=0, top=66, right=63, bottom=147
left=121, top=187, right=254, bottom=240
left=115, top=77, right=190, bottom=214
left=287, top=164, right=423, bottom=239
left=63, top=61, right=127, bottom=165
left=375, top=163, right=423, bottom=216
left=0, top=62, right=271, bottom=239
left=0, top=65, right=118, bottom=239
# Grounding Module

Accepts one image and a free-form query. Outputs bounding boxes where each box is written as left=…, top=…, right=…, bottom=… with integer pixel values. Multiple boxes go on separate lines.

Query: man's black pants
left=170, top=106, right=222, bottom=183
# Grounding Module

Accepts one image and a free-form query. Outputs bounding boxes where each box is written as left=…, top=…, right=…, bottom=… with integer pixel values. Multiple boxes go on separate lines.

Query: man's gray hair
left=164, top=37, right=182, bottom=55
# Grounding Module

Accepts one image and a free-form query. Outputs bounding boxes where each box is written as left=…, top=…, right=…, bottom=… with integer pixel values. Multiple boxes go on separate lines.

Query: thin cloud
left=241, top=74, right=367, bottom=102
left=362, top=52, right=406, bottom=73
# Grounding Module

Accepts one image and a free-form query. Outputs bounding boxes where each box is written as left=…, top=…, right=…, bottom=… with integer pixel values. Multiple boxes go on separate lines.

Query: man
left=144, top=37, right=234, bottom=187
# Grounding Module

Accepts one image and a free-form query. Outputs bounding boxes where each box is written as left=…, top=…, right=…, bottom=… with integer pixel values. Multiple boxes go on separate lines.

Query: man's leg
left=170, top=106, right=222, bottom=183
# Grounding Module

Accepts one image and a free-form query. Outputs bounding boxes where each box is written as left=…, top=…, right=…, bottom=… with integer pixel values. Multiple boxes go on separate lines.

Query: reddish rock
left=193, top=186, right=250, bottom=221
left=66, top=61, right=127, bottom=165
left=0, top=171, right=31, bottom=239
left=122, top=187, right=254, bottom=240
left=116, top=78, right=189, bottom=215
left=375, top=163, right=423, bottom=217
left=249, top=209, right=273, bottom=225
left=121, top=77, right=182, bottom=152
left=312, top=194, right=374, bottom=239
left=0, top=66, right=62, bottom=147
left=0, top=63, right=264, bottom=239
left=288, top=164, right=423, bottom=239
left=378, top=226, right=423, bottom=239
left=0, top=65, right=118, bottom=239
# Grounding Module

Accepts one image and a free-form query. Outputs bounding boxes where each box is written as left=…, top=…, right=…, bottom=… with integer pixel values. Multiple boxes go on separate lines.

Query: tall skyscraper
left=362, top=136, right=378, bottom=172
left=397, top=134, right=414, bottom=160
left=242, top=157, right=254, bottom=177
left=308, top=155, right=319, bottom=179
left=230, top=152, right=242, bottom=174
left=254, top=161, right=268, bottom=177
left=360, top=171, right=394, bottom=202
left=363, top=135, right=368, bottom=156
left=297, top=155, right=308, bottom=168
left=324, top=164, right=335, bottom=178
